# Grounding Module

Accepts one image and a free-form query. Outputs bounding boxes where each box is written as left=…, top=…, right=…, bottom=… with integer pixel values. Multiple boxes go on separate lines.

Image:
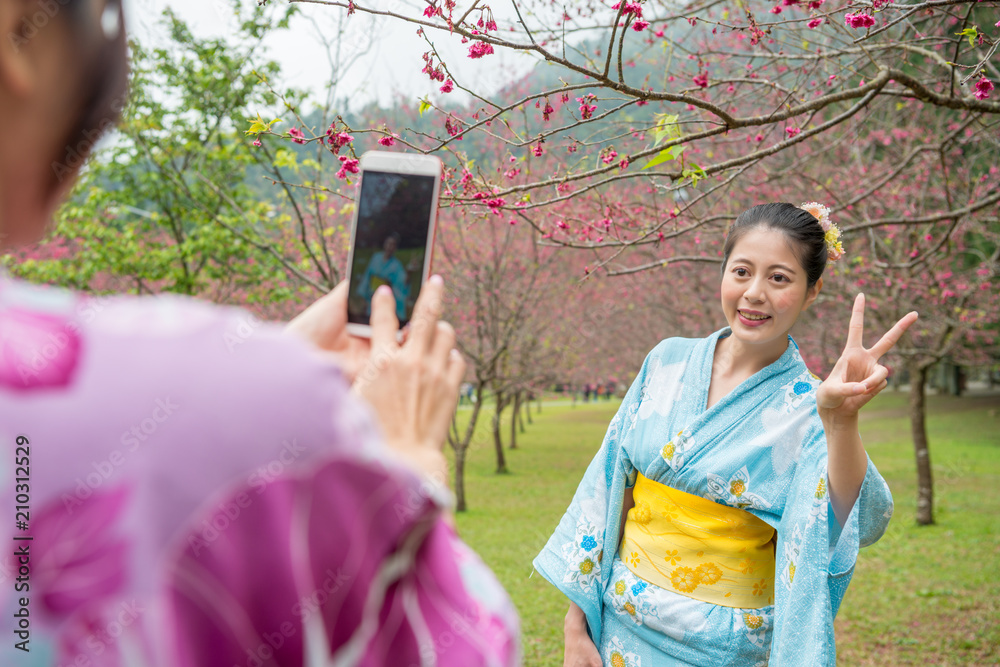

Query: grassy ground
left=448, top=391, right=1000, bottom=666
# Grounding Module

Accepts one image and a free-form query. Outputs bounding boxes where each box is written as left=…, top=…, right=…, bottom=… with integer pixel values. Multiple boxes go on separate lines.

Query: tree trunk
left=493, top=391, right=508, bottom=473
left=453, top=444, right=467, bottom=512
left=525, top=394, right=533, bottom=425
left=517, top=391, right=527, bottom=433
left=509, top=391, right=519, bottom=449
left=448, top=385, right=485, bottom=513
left=909, top=362, right=934, bottom=525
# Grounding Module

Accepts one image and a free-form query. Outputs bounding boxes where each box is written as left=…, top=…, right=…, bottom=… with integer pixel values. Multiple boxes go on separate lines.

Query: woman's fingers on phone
left=446, top=348, right=466, bottom=389
left=370, top=285, right=400, bottom=352
left=408, top=275, right=444, bottom=352
left=430, top=321, right=456, bottom=368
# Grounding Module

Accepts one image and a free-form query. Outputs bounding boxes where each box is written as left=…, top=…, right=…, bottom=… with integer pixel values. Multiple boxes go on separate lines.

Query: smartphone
left=345, top=151, right=442, bottom=338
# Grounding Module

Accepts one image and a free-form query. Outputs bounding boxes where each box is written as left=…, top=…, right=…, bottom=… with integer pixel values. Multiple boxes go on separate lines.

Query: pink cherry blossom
left=327, top=131, right=353, bottom=153
left=807, top=18, right=823, bottom=29
left=468, top=41, right=494, bottom=58
left=693, top=72, right=708, bottom=88
left=288, top=127, right=306, bottom=145
left=336, top=156, right=360, bottom=180
left=378, top=135, right=396, bottom=147
left=973, top=76, right=994, bottom=100
left=577, top=94, right=597, bottom=119
left=440, top=79, right=455, bottom=93
left=786, top=127, right=801, bottom=137
left=845, top=12, right=876, bottom=29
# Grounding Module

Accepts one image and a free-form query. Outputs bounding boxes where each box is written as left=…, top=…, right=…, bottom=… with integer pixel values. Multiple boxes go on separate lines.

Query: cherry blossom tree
left=270, top=0, right=996, bottom=270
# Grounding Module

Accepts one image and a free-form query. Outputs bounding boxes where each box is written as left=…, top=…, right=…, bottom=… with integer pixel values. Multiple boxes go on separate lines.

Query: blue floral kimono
left=533, top=329, right=893, bottom=666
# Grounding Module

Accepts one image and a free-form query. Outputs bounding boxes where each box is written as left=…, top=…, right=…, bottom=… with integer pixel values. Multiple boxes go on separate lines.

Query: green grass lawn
left=449, top=391, right=1000, bottom=666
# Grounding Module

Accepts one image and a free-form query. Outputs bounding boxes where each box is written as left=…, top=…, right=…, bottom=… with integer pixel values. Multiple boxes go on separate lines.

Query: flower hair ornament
left=799, top=202, right=844, bottom=262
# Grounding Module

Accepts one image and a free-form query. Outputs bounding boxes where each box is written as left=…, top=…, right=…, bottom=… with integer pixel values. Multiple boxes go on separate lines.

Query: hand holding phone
left=355, top=275, right=466, bottom=482
left=345, top=151, right=442, bottom=338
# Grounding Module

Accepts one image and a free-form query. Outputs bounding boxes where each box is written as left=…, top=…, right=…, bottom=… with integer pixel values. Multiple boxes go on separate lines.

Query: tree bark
left=453, top=444, right=467, bottom=512
left=517, top=391, right=527, bottom=433
left=493, top=391, right=508, bottom=473
left=509, top=391, right=519, bottom=449
left=448, top=384, right=485, bottom=513
left=909, top=362, right=934, bottom=525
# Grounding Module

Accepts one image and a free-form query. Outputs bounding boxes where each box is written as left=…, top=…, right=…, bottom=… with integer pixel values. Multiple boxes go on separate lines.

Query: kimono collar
left=683, top=327, right=805, bottom=419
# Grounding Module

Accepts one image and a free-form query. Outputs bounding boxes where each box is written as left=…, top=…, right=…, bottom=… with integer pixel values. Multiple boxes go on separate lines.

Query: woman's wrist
left=819, top=409, right=859, bottom=436
left=564, top=602, right=589, bottom=636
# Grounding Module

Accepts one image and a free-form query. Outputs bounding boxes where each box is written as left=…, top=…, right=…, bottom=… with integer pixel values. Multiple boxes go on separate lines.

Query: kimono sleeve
left=531, top=346, right=659, bottom=644
left=828, top=455, right=893, bottom=614
left=770, top=423, right=893, bottom=665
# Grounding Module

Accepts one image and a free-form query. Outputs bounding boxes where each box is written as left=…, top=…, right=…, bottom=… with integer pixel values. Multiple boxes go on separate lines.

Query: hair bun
left=798, top=202, right=844, bottom=262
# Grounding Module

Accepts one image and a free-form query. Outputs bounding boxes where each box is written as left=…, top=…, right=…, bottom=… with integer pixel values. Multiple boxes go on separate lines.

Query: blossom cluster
left=974, top=76, right=994, bottom=101
left=468, top=41, right=494, bottom=58
left=844, top=12, right=876, bottom=29
left=421, top=52, right=446, bottom=82
left=326, top=126, right=353, bottom=154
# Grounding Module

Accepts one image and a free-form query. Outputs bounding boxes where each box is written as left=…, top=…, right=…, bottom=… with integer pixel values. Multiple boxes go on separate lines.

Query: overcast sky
left=122, top=0, right=537, bottom=111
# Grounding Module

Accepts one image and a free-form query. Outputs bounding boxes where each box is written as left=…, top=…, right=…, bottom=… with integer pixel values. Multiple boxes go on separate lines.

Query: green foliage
left=6, top=1, right=313, bottom=312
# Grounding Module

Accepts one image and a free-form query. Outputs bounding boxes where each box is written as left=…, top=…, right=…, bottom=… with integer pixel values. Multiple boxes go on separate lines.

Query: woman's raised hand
left=285, top=281, right=372, bottom=383
left=354, top=276, right=466, bottom=482
left=817, top=293, right=918, bottom=419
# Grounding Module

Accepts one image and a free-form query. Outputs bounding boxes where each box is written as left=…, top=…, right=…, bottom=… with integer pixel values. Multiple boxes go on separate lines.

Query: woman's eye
left=772, top=274, right=787, bottom=283
left=734, top=268, right=749, bottom=277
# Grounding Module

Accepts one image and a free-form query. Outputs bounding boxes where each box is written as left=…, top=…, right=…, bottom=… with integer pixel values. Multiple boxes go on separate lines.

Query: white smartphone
left=345, top=151, right=442, bottom=338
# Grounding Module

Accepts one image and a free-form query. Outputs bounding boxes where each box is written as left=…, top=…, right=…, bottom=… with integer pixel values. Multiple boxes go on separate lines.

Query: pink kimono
left=0, top=274, right=519, bottom=666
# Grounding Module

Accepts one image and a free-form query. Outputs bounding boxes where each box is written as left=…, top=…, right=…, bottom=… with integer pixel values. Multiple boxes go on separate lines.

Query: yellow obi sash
left=619, top=473, right=776, bottom=608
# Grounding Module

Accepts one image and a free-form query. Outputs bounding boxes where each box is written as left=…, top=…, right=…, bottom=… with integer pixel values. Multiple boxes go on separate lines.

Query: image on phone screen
left=347, top=170, right=436, bottom=327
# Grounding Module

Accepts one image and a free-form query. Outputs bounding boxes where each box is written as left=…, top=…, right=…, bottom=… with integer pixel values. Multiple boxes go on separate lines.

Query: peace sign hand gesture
left=817, top=294, right=919, bottom=420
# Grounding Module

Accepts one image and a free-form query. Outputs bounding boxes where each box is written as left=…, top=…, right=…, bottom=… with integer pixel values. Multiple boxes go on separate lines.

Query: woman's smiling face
left=720, top=226, right=821, bottom=352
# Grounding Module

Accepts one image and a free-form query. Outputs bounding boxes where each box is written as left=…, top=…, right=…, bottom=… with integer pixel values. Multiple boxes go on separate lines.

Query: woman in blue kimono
left=534, top=202, right=918, bottom=666
left=356, top=233, right=411, bottom=320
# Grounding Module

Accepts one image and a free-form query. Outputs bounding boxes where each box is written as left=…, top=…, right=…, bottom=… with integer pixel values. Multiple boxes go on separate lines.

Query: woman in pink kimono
left=0, top=1, right=519, bottom=665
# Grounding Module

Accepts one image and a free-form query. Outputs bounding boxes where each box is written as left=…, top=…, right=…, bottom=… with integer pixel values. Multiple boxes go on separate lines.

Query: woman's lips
left=737, top=309, right=771, bottom=327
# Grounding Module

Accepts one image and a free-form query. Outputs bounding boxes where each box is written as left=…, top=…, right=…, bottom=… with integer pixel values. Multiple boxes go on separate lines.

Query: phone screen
left=347, top=170, right=436, bottom=327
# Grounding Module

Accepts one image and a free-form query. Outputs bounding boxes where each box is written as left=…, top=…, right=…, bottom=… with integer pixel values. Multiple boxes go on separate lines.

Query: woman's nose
left=743, top=278, right=766, bottom=302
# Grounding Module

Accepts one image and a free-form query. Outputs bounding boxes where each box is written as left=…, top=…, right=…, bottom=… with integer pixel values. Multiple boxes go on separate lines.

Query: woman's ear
left=0, top=0, right=39, bottom=99
left=804, top=277, right=823, bottom=310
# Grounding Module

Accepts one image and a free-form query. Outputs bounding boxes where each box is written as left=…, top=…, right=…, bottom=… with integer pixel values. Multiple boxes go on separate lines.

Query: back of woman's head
left=56, top=0, right=130, bottom=167
left=722, top=202, right=828, bottom=286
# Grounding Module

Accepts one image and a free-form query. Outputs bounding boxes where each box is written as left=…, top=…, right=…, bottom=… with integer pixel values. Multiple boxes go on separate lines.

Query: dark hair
left=52, top=0, right=129, bottom=178
left=721, top=202, right=827, bottom=287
